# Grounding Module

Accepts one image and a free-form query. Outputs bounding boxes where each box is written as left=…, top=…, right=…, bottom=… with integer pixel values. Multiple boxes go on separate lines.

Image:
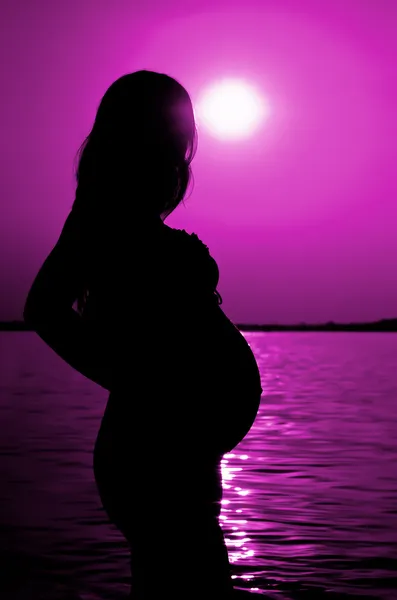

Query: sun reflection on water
left=220, top=453, right=254, bottom=565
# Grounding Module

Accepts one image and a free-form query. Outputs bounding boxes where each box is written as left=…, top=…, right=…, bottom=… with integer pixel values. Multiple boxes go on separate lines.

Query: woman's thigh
left=93, top=433, right=224, bottom=526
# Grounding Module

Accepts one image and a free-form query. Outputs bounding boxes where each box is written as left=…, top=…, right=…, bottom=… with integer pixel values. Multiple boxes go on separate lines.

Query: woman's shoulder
left=162, top=225, right=211, bottom=256
left=161, top=225, right=221, bottom=301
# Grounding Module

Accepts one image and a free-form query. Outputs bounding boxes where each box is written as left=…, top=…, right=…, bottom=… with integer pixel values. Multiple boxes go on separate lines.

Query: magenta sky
left=1, top=0, right=396, bottom=324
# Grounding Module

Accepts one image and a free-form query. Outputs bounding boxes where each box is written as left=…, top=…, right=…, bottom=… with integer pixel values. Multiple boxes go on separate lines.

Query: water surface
left=0, top=332, right=396, bottom=599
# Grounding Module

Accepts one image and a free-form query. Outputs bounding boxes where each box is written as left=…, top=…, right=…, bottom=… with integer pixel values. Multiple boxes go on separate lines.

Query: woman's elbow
left=23, top=289, right=49, bottom=325
left=23, top=297, right=41, bottom=325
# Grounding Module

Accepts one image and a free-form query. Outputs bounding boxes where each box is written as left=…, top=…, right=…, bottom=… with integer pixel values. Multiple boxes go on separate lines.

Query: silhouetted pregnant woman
left=23, top=71, right=262, bottom=600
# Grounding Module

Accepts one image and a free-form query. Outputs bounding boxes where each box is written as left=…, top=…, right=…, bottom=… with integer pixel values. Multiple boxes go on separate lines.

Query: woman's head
left=74, top=70, right=197, bottom=222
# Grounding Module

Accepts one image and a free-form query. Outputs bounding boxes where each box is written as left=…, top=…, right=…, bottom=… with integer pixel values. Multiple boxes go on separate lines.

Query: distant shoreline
left=1, top=319, right=397, bottom=332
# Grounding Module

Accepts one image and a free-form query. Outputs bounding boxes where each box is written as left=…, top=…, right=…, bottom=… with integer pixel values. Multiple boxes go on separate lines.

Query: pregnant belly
left=206, top=307, right=262, bottom=451
left=96, top=307, right=262, bottom=458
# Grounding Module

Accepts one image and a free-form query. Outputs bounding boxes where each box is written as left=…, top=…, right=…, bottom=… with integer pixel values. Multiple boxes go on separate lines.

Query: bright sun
left=196, top=78, right=267, bottom=141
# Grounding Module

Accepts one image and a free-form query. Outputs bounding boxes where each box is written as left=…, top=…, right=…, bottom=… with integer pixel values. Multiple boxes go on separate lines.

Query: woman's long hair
left=72, top=70, right=198, bottom=315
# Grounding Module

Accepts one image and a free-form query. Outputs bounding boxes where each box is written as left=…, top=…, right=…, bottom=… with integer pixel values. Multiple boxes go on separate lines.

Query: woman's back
left=82, top=220, right=218, bottom=320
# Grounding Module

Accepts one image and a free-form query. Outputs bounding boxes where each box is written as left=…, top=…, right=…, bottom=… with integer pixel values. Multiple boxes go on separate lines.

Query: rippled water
left=0, top=331, right=396, bottom=599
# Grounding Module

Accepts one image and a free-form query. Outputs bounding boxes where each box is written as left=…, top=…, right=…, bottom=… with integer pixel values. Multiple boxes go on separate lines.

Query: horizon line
left=0, top=317, right=396, bottom=331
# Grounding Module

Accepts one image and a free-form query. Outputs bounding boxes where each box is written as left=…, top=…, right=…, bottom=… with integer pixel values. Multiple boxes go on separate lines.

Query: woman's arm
left=23, top=209, right=113, bottom=391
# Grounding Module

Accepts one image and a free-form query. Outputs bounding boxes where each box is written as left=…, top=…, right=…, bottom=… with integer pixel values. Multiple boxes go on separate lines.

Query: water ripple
left=0, top=332, right=396, bottom=599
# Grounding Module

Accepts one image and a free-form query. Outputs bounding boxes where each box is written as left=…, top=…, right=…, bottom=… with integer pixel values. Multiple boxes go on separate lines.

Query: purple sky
left=1, top=0, right=396, bottom=324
